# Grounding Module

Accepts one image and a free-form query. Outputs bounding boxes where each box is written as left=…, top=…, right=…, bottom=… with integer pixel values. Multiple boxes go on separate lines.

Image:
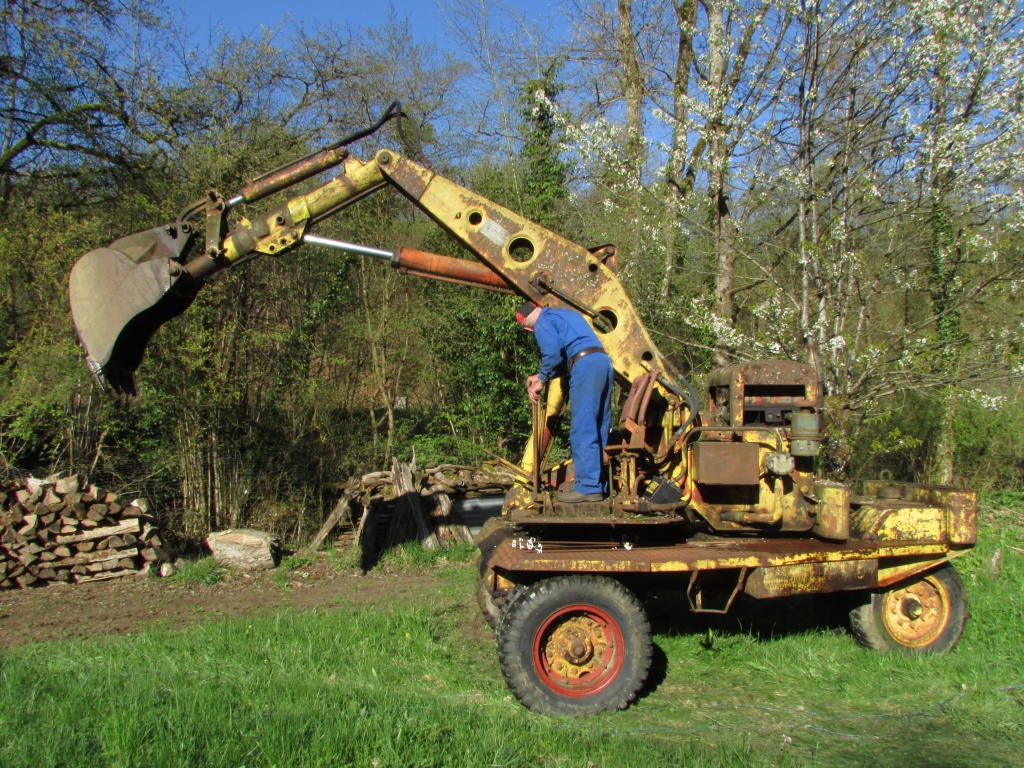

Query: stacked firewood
left=0, top=474, right=172, bottom=589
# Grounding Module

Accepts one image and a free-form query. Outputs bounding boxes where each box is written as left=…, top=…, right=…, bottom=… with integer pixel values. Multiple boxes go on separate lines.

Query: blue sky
left=176, top=0, right=560, bottom=49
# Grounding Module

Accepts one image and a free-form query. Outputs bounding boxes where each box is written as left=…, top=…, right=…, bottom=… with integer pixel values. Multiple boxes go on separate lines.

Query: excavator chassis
left=476, top=480, right=976, bottom=715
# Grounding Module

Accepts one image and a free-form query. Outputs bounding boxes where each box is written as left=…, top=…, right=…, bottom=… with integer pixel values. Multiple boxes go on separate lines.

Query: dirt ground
left=0, top=560, right=465, bottom=649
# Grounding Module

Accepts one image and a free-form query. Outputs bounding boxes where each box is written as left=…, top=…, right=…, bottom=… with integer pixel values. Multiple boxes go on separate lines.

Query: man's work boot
left=557, top=489, right=604, bottom=503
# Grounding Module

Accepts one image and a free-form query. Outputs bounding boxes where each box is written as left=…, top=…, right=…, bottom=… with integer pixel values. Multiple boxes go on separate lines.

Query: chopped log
left=71, top=565, right=87, bottom=575
left=429, top=491, right=474, bottom=545
left=43, top=488, right=62, bottom=506
left=107, top=535, right=125, bottom=549
left=206, top=530, right=273, bottom=570
left=56, top=519, right=139, bottom=545
left=391, top=458, right=439, bottom=550
left=122, top=533, right=138, bottom=546
left=77, top=541, right=96, bottom=553
left=307, top=496, right=352, bottom=552
left=86, top=505, right=108, bottom=522
left=95, top=539, right=109, bottom=551
left=74, top=568, right=142, bottom=584
left=15, top=572, right=38, bottom=587
left=36, top=568, right=56, bottom=580
left=54, top=475, right=81, bottom=495
left=49, top=546, right=140, bottom=568
left=52, top=545, right=72, bottom=558
left=117, top=558, right=136, bottom=570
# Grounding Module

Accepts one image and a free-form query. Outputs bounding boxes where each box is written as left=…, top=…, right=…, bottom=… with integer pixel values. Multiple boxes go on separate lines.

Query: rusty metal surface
left=238, top=146, right=349, bottom=204
left=744, top=559, right=876, bottom=598
left=849, top=498, right=946, bottom=542
left=861, top=482, right=978, bottom=546
left=691, top=441, right=760, bottom=485
left=488, top=534, right=955, bottom=575
left=394, top=247, right=513, bottom=293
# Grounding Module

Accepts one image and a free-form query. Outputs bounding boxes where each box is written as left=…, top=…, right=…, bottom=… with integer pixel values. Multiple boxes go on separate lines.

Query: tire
left=497, top=575, right=652, bottom=715
left=849, top=563, right=967, bottom=654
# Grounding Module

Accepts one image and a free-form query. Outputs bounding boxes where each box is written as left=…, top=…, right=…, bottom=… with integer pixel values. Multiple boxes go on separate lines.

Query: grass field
left=1, top=497, right=1021, bottom=768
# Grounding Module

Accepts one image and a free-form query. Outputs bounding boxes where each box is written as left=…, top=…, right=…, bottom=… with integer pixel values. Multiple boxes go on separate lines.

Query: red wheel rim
left=533, top=603, right=624, bottom=697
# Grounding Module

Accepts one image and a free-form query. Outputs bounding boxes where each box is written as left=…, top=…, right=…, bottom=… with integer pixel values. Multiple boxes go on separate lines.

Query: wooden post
left=307, top=496, right=352, bottom=552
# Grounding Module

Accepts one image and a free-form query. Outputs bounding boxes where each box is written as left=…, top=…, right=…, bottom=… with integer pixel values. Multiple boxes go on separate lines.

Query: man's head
left=515, top=301, right=541, bottom=331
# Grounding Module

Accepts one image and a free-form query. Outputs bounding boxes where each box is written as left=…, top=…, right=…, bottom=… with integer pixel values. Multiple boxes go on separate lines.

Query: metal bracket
left=204, top=189, right=228, bottom=259
left=686, top=567, right=748, bottom=614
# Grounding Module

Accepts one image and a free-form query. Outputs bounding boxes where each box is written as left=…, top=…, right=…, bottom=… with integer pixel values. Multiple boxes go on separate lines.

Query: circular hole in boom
left=595, top=309, right=618, bottom=334
left=508, top=237, right=536, bottom=263
left=642, top=351, right=654, bottom=362
left=468, top=211, right=483, bottom=226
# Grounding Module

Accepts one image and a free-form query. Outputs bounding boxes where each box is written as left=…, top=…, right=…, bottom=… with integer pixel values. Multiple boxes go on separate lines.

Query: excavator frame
left=68, top=112, right=977, bottom=715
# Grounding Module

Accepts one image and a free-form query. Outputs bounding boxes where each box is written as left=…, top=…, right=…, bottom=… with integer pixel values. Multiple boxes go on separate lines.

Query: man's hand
left=526, top=374, right=544, bottom=403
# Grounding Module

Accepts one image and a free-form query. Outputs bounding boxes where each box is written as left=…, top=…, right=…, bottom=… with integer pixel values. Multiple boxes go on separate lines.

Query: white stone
left=206, top=529, right=280, bottom=571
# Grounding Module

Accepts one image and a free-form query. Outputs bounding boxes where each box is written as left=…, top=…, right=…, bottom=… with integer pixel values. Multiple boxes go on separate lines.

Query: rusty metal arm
left=176, top=149, right=687, bottom=406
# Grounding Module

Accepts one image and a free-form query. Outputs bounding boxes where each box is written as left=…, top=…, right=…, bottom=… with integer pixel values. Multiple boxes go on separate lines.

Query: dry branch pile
left=311, top=460, right=515, bottom=555
left=0, top=474, right=172, bottom=589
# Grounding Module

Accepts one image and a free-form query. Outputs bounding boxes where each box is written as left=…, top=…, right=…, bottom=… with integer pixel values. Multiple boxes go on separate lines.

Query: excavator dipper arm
left=71, top=148, right=686, bottom=408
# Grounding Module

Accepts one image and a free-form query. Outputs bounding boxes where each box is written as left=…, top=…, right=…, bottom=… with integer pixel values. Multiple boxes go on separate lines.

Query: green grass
left=165, top=555, right=226, bottom=586
left=1, top=503, right=1022, bottom=767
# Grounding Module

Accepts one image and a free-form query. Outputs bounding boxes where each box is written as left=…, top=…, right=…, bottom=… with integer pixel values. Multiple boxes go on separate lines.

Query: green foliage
left=376, top=540, right=478, bottom=572
left=518, top=63, right=570, bottom=233
left=167, top=557, right=225, bottom=586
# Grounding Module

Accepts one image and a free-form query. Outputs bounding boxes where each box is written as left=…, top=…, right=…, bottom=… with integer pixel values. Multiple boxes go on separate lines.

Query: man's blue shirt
left=533, top=308, right=602, bottom=382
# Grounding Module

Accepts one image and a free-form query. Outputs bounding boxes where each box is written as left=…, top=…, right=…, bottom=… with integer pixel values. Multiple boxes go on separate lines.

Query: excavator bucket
left=68, top=224, right=201, bottom=394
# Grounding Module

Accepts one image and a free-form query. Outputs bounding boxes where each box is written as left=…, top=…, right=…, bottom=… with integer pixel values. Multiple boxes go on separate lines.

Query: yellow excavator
left=69, top=106, right=976, bottom=715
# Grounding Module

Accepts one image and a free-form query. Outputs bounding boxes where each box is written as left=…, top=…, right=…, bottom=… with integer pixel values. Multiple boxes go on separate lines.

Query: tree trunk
left=617, top=0, right=645, bottom=189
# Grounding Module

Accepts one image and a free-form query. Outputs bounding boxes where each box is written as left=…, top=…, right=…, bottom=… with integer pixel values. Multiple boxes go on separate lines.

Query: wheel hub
left=548, top=617, right=603, bottom=675
left=533, top=603, right=625, bottom=695
left=882, top=575, right=950, bottom=648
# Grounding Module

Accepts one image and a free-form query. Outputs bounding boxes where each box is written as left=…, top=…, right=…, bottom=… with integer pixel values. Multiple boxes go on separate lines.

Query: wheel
left=497, top=575, right=652, bottom=715
left=849, top=564, right=967, bottom=654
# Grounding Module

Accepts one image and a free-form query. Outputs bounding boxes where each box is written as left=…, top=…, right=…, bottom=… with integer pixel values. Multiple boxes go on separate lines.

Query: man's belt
left=569, top=346, right=605, bottom=370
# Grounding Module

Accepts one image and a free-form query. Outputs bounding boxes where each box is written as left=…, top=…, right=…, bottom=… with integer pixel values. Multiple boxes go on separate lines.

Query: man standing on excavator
left=516, top=302, right=614, bottom=502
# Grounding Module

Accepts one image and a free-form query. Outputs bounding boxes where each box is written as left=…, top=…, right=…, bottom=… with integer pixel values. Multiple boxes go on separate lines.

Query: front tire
left=849, top=563, right=967, bottom=654
left=497, top=575, right=652, bottom=715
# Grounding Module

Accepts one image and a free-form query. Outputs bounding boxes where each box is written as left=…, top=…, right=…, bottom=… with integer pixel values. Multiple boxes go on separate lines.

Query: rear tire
left=849, top=563, right=967, bottom=654
left=497, top=575, right=652, bottom=715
